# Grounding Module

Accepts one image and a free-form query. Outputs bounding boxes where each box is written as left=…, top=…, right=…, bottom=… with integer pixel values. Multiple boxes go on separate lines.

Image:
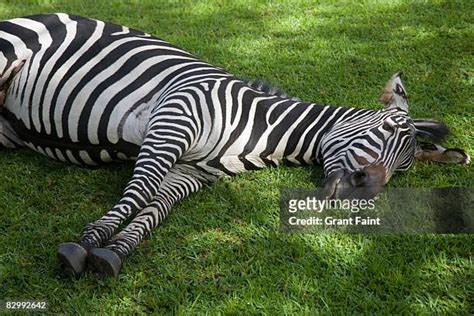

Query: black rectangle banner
left=280, top=188, right=474, bottom=234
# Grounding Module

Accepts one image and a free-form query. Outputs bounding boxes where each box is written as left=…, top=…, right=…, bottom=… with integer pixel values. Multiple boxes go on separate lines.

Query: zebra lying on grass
left=0, top=14, right=469, bottom=278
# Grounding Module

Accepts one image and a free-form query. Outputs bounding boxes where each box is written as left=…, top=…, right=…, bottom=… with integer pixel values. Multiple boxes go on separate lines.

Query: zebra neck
left=257, top=99, right=360, bottom=166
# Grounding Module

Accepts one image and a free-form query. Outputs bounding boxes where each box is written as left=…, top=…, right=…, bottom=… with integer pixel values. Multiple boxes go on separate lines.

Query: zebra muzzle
left=323, top=165, right=386, bottom=200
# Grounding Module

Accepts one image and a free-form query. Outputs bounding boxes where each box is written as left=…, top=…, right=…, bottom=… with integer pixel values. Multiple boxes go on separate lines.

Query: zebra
left=0, top=13, right=469, bottom=278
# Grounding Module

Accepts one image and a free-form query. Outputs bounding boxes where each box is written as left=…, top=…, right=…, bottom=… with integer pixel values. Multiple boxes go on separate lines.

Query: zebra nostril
left=350, top=170, right=367, bottom=187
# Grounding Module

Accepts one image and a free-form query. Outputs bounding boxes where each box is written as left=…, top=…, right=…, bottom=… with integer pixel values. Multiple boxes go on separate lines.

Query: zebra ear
left=379, top=72, right=409, bottom=112
left=413, top=119, right=450, bottom=142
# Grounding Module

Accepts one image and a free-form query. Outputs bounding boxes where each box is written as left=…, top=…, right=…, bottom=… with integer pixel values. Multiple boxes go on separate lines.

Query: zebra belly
left=4, top=109, right=141, bottom=165
left=23, top=134, right=141, bottom=165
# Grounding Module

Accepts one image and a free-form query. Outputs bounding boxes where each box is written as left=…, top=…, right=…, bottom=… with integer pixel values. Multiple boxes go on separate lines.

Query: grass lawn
left=0, top=0, right=473, bottom=314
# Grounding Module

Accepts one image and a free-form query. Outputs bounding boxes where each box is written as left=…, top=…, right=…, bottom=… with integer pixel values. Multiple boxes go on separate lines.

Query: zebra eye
left=382, top=120, right=396, bottom=133
left=394, top=84, right=407, bottom=99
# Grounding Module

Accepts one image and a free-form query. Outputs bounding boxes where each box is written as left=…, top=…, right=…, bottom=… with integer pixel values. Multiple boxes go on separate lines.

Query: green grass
left=0, top=0, right=473, bottom=314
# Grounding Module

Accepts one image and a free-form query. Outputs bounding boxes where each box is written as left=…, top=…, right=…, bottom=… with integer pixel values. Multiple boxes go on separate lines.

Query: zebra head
left=321, top=72, right=446, bottom=200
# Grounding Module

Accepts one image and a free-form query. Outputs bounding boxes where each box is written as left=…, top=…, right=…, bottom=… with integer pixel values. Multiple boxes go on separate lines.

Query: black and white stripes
left=1, top=13, right=465, bottom=276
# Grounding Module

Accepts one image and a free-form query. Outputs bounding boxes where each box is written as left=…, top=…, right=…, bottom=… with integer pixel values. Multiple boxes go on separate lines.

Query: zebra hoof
left=88, top=248, right=122, bottom=277
left=57, top=242, right=88, bottom=278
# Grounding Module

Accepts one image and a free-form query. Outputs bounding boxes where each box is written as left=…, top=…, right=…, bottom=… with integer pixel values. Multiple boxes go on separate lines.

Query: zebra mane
left=241, top=78, right=301, bottom=101
left=242, top=78, right=451, bottom=143
left=413, top=119, right=450, bottom=142
left=243, top=78, right=454, bottom=144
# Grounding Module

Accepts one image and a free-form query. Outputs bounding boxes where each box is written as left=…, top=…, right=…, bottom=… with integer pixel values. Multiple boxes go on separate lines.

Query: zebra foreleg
left=415, top=142, right=470, bottom=164
left=87, top=167, right=204, bottom=277
left=58, top=116, right=194, bottom=278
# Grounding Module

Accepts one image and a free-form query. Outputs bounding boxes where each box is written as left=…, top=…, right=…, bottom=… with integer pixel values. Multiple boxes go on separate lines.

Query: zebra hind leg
left=58, top=113, right=193, bottom=278
left=87, top=166, right=204, bottom=277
